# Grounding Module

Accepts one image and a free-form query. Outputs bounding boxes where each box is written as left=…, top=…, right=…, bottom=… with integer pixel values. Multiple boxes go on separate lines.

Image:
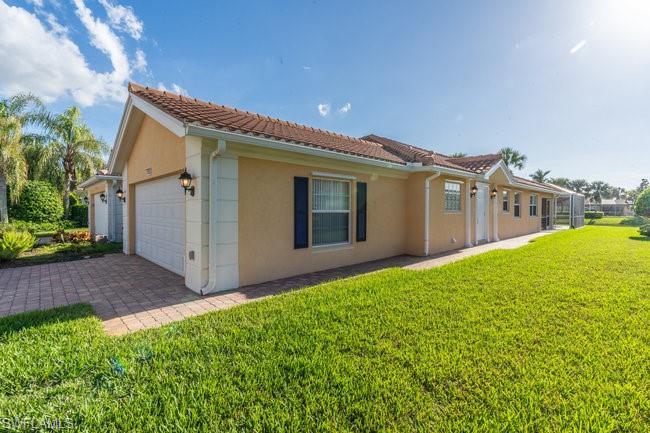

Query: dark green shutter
left=356, top=182, right=367, bottom=242
left=294, top=177, right=309, bottom=248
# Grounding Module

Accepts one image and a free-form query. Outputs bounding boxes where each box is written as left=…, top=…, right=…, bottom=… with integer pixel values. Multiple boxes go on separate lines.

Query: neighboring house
left=105, top=83, right=559, bottom=294
left=585, top=198, right=634, bottom=216
left=77, top=171, right=123, bottom=242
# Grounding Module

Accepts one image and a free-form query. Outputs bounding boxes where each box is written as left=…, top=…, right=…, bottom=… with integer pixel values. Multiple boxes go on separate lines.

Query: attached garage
left=135, top=175, right=185, bottom=276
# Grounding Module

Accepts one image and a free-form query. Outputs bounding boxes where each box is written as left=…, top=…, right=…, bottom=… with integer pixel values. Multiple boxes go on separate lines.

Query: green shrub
left=5, top=219, right=75, bottom=235
left=585, top=210, right=604, bottom=220
left=619, top=216, right=650, bottom=227
left=9, top=181, right=63, bottom=223
left=634, top=188, right=650, bottom=217
left=640, top=224, right=650, bottom=237
left=0, top=231, right=36, bottom=261
left=70, top=204, right=88, bottom=227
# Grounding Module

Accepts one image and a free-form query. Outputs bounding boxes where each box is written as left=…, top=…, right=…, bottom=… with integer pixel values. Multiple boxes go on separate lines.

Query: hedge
left=585, top=210, right=604, bottom=220
left=639, top=224, right=650, bottom=237
left=9, top=181, right=63, bottom=222
left=70, top=204, right=88, bottom=227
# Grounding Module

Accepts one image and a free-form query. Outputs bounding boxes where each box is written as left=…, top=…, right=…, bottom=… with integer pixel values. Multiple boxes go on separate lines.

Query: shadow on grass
left=0, top=304, right=95, bottom=339
left=629, top=236, right=650, bottom=242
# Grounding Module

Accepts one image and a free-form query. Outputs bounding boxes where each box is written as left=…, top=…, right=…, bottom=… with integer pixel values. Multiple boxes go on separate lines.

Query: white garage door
left=93, top=193, right=109, bottom=237
left=135, top=175, right=185, bottom=276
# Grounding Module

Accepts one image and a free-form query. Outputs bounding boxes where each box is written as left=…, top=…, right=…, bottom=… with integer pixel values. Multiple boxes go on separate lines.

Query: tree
left=499, top=147, right=527, bottom=170
left=568, top=179, right=588, bottom=194
left=37, top=107, right=107, bottom=218
left=449, top=152, right=467, bottom=158
left=549, top=177, right=570, bottom=188
left=634, top=187, right=650, bottom=216
left=587, top=181, right=612, bottom=204
left=0, top=94, right=48, bottom=223
left=530, top=169, right=551, bottom=183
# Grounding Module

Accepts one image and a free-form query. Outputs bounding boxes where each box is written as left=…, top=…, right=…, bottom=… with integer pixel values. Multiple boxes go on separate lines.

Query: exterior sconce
left=83, top=196, right=88, bottom=205
left=179, top=169, right=195, bottom=196
left=470, top=185, right=478, bottom=198
left=99, top=192, right=107, bottom=203
left=490, top=188, right=498, bottom=199
left=115, top=188, right=126, bottom=203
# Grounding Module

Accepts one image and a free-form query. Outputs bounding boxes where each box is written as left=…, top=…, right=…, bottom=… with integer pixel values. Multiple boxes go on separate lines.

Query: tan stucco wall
left=86, top=181, right=107, bottom=235
left=237, top=156, right=408, bottom=286
left=126, top=115, right=185, bottom=185
left=427, top=176, right=468, bottom=254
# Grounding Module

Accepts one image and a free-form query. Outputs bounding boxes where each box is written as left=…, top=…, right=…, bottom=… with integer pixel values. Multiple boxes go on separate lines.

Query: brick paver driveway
left=0, top=229, right=558, bottom=335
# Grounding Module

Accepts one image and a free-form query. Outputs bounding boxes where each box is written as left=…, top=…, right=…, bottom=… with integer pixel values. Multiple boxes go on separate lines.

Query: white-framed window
left=312, top=178, right=351, bottom=246
left=513, top=192, right=521, bottom=217
left=530, top=194, right=538, bottom=217
left=502, top=190, right=510, bottom=212
left=444, top=181, right=462, bottom=212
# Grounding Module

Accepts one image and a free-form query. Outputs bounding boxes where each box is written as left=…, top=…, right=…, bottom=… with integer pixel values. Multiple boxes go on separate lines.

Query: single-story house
left=77, top=171, right=123, bottom=242
left=104, top=83, right=559, bottom=294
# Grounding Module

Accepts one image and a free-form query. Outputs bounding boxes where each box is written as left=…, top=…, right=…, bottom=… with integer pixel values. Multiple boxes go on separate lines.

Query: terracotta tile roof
left=446, top=154, right=502, bottom=174
left=128, top=83, right=406, bottom=165
left=361, top=134, right=472, bottom=172
left=513, top=176, right=555, bottom=190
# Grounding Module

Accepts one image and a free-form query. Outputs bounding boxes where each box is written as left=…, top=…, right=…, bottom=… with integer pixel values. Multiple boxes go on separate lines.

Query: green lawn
left=0, top=242, right=122, bottom=268
left=1, top=227, right=649, bottom=432
left=587, top=216, right=649, bottom=226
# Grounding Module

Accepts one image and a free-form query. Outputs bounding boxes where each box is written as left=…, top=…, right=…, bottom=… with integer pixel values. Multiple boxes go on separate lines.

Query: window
left=502, top=190, right=510, bottom=212
left=312, top=178, right=350, bottom=246
left=444, top=181, right=461, bottom=212
left=514, top=192, right=521, bottom=217
left=530, top=194, right=538, bottom=217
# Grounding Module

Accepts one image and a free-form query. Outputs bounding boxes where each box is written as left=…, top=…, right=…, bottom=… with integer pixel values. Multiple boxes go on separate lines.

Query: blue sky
left=2, top=0, right=649, bottom=188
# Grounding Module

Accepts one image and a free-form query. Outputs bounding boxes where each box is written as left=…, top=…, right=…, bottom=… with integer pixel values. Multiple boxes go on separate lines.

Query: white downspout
left=424, top=171, right=441, bottom=256
left=200, top=139, right=227, bottom=295
left=465, top=178, right=472, bottom=247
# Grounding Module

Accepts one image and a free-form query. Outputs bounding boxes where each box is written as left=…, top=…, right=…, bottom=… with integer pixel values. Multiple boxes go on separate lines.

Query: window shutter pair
left=293, top=178, right=367, bottom=248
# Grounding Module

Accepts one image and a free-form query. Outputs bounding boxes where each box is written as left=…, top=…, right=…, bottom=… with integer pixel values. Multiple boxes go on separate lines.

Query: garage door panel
left=135, top=175, right=185, bottom=276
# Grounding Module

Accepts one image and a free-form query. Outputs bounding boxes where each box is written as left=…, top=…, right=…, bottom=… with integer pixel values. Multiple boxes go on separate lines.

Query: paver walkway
left=0, top=229, right=560, bottom=335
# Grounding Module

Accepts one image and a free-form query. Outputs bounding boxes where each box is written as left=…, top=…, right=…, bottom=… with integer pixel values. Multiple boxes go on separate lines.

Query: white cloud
left=0, top=0, right=138, bottom=106
left=302, top=65, right=311, bottom=70
left=26, top=0, right=44, bottom=7
left=133, top=48, right=147, bottom=72
left=338, top=102, right=351, bottom=114
left=98, top=0, right=143, bottom=40
left=157, top=82, right=188, bottom=95
left=317, top=103, right=330, bottom=117
left=570, top=39, right=587, bottom=54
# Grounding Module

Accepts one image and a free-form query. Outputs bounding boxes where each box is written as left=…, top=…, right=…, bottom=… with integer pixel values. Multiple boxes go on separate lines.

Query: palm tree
left=568, top=179, right=588, bottom=194
left=0, top=94, right=47, bottom=222
left=499, top=147, right=527, bottom=170
left=449, top=152, right=467, bottom=158
left=587, top=181, right=612, bottom=204
left=549, top=177, right=570, bottom=188
left=530, top=169, right=551, bottom=183
left=37, top=107, right=108, bottom=218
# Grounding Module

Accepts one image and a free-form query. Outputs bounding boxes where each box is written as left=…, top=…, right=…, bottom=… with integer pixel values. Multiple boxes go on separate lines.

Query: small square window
left=444, top=182, right=461, bottom=212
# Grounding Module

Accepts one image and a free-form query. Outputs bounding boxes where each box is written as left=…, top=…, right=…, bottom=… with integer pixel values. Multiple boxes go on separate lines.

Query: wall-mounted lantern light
left=83, top=196, right=88, bottom=205
left=179, top=169, right=195, bottom=196
left=470, top=185, right=478, bottom=198
left=115, top=188, right=126, bottom=203
left=490, top=187, right=498, bottom=199
left=99, top=192, right=107, bottom=203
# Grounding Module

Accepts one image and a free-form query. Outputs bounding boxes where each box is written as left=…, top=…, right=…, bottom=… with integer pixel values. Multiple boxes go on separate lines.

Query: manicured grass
left=587, top=216, right=649, bottom=226
left=1, top=227, right=649, bottom=431
left=0, top=242, right=122, bottom=268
